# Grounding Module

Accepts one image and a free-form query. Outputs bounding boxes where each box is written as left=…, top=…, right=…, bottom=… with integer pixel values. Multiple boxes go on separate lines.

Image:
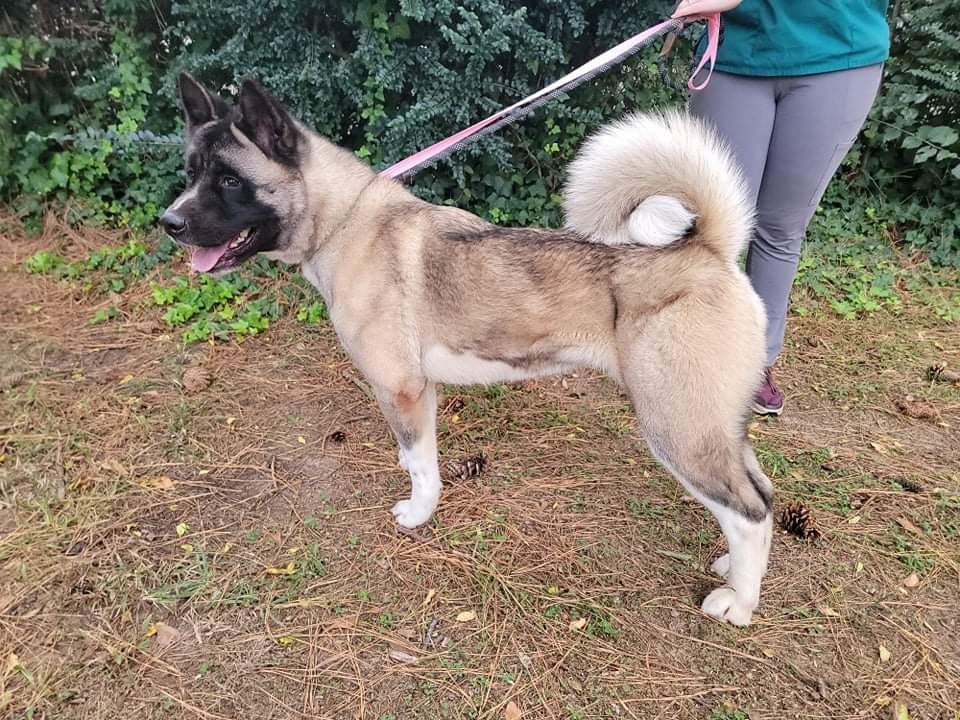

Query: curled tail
left=563, top=111, right=752, bottom=262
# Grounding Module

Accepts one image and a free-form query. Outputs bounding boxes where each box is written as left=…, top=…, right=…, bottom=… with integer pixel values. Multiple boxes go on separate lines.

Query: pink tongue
left=190, top=244, right=229, bottom=272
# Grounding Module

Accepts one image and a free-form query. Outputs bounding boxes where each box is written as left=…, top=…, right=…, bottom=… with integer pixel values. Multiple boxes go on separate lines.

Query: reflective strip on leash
left=379, top=13, right=721, bottom=180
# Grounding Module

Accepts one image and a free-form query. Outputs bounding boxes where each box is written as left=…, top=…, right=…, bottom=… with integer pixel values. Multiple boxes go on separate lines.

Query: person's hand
left=672, top=0, right=742, bottom=19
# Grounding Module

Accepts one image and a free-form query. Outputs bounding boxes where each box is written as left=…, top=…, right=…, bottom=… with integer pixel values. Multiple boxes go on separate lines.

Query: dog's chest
left=300, top=260, right=330, bottom=301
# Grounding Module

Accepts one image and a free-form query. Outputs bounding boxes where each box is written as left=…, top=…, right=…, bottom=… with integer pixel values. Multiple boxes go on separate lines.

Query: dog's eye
left=220, top=175, right=240, bottom=188
left=185, top=168, right=196, bottom=183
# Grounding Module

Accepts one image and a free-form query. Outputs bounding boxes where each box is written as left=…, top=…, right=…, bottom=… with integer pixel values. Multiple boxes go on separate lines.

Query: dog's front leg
left=375, top=380, right=441, bottom=529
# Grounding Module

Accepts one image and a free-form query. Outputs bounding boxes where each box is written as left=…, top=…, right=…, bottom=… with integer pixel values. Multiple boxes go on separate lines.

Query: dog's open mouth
left=190, top=227, right=259, bottom=273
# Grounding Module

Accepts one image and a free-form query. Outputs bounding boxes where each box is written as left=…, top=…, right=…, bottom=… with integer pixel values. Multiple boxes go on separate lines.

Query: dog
left=160, top=73, right=773, bottom=626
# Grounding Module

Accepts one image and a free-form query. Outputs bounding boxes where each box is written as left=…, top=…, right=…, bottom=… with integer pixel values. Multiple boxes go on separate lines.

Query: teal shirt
left=713, top=0, right=890, bottom=77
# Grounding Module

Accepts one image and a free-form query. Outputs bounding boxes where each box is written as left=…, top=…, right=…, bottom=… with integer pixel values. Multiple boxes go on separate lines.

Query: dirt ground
left=1, top=219, right=959, bottom=720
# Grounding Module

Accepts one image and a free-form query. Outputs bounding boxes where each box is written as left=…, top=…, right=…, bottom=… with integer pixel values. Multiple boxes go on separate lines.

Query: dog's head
left=160, top=74, right=307, bottom=273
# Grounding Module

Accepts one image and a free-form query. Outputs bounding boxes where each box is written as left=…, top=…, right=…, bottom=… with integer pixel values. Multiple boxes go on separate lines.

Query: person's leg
left=750, top=64, right=884, bottom=369
left=689, top=71, right=777, bottom=205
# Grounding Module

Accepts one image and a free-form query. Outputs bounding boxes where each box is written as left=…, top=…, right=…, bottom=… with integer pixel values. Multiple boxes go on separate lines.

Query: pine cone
left=894, top=396, right=938, bottom=420
left=895, top=477, right=924, bottom=494
left=777, top=500, right=821, bottom=542
left=927, top=363, right=960, bottom=384
left=445, top=452, right=486, bottom=481
left=182, top=366, right=212, bottom=394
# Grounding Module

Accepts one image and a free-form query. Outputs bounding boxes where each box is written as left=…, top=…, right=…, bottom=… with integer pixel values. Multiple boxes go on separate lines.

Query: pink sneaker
left=753, top=367, right=784, bottom=416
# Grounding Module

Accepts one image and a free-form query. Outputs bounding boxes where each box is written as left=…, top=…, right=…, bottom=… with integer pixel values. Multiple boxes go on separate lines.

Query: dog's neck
left=298, top=131, right=381, bottom=254
left=282, top=128, right=409, bottom=305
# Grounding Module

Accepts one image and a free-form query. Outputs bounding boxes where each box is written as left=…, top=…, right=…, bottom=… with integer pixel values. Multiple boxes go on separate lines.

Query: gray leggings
left=690, top=65, right=883, bottom=365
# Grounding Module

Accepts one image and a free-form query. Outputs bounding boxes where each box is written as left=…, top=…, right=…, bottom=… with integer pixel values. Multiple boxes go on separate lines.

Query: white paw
left=398, top=448, right=409, bottom=471
left=701, top=587, right=755, bottom=627
left=391, top=498, right=434, bottom=529
left=710, top=553, right=731, bottom=578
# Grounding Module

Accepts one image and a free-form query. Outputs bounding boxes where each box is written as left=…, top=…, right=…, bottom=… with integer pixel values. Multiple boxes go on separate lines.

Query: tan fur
left=564, top=111, right=753, bottom=259
left=170, top=100, right=775, bottom=625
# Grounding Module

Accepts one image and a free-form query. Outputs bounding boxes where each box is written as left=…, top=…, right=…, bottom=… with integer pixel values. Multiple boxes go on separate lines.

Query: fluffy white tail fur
left=563, top=111, right=752, bottom=262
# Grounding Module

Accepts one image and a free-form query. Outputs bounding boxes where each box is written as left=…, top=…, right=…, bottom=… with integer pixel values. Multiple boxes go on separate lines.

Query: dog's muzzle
left=159, top=210, right=187, bottom=237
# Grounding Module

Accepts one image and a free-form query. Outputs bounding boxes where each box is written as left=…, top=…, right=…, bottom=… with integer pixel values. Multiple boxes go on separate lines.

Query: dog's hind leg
left=620, top=284, right=772, bottom=626
left=374, top=380, right=442, bottom=529
left=645, top=430, right=773, bottom=626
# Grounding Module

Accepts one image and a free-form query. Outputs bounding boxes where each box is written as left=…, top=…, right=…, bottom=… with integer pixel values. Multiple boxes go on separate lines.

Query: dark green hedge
left=1, top=0, right=957, bottom=263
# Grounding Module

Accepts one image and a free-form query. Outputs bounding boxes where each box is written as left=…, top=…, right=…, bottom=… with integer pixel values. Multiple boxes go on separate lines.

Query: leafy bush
left=0, top=7, right=184, bottom=229
left=852, top=0, right=960, bottom=265
left=1, top=0, right=957, bottom=267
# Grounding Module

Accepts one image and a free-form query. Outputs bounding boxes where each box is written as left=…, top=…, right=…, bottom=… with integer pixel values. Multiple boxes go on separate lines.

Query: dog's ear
left=178, top=72, right=228, bottom=135
left=237, top=79, right=300, bottom=164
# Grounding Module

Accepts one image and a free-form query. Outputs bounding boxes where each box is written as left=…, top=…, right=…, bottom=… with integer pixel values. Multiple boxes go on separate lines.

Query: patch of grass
left=146, top=550, right=215, bottom=607
left=24, top=240, right=328, bottom=344
left=886, top=525, right=936, bottom=574
left=598, top=405, right=633, bottom=437
left=625, top=496, right=667, bottom=520
left=707, top=702, right=750, bottom=720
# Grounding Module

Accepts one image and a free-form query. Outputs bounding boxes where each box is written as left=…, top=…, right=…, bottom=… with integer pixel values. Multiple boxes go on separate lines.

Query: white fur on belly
left=423, top=346, right=567, bottom=385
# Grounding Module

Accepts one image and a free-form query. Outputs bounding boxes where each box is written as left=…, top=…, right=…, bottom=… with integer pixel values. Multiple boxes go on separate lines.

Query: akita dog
left=160, top=74, right=773, bottom=625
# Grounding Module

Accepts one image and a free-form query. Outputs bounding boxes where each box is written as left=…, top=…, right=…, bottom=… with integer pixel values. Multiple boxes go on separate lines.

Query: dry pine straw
left=0, top=216, right=959, bottom=719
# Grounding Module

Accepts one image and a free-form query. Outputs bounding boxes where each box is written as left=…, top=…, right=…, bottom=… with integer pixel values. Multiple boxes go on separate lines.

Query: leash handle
left=380, top=13, right=721, bottom=180
left=687, top=12, right=721, bottom=90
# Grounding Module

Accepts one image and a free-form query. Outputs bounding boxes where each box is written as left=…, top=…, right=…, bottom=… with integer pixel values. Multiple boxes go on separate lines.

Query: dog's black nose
left=159, top=210, right=187, bottom=236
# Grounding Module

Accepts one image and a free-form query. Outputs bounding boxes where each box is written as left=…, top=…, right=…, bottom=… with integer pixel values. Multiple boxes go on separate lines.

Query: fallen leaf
left=902, top=572, right=920, bottom=588
left=297, top=436, right=306, bottom=444
left=869, top=441, right=889, bottom=455
left=892, top=701, right=910, bottom=720
left=101, top=458, right=127, bottom=477
left=569, top=617, right=588, bottom=631
left=847, top=515, right=861, bottom=524
left=118, top=374, right=134, bottom=385
left=175, top=522, right=189, bottom=537
left=180, top=543, right=194, bottom=553
left=879, top=645, right=892, bottom=663
left=505, top=700, right=522, bottom=720
left=266, top=562, right=297, bottom=576
left=895, top=516, right=923, bottom=536
left=423, top=588, right=437, bottom=606
left=276, top=636, right=295, bottom=646
left=155, top=622, right=180, bottom=649
left=5, top=653, right=20, bottom=673
left=182, top=366, right=212, bottom=394
left=143, top=475, right=175, bottom=491
left=856, top=561, right=865, bottom=573
left=144, top=624, right=158, bottom=638
left=455, top=610, right=476, bottom=623
left=388, top=648, right=419, bottom=664
left=226, top=416, right=236, bottom=426
left=816, top=604, right=840, bottom=618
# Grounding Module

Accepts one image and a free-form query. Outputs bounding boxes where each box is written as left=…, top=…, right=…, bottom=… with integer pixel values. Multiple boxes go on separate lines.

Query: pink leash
left=380, top=13, right=721, bottom=180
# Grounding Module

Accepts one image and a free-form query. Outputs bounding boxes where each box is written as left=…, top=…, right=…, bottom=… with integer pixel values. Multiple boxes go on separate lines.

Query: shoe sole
left=752, top=402, right=784, bottom=416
